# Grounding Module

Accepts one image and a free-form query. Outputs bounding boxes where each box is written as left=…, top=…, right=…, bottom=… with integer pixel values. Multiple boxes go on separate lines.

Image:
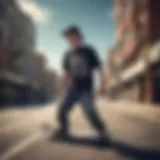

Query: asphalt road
left=0, top=99, right=160, bottom=160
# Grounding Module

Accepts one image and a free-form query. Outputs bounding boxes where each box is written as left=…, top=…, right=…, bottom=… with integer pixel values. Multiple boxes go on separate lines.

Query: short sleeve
left=62, top=52, right=69, bottom=71
left=89, top=47, right=102, bottom=69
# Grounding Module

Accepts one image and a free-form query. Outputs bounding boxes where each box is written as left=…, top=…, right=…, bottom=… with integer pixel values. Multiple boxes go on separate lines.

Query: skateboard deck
left=41, top=123, right=112, bottom=147
left=42, top=123, right=98, bottom=138
left=42, top=123, right=59, bottom=133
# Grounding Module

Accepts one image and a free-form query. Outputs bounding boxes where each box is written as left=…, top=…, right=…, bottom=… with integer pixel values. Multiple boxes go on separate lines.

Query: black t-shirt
left=63, top=45, right=101, bottom=91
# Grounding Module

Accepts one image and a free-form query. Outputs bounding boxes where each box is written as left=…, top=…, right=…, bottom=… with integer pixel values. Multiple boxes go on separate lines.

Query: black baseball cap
left=63, top=25, right=83, bottom=38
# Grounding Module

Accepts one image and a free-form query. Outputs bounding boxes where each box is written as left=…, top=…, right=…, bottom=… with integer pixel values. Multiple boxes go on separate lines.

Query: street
left=0, top=99, right=160, bottom=160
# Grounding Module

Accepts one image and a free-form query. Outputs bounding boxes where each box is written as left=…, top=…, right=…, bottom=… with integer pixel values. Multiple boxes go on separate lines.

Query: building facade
left=0, top=0, right=12, bottom=70
left=0, top=0, right=36, bottom=77
left=17, top=15, right=36, bottom=83
left=106, top=0, right=160, bottom=104
left=0, top=0, right=37, bottom=105
left=32, top=53, right=59, bottom=103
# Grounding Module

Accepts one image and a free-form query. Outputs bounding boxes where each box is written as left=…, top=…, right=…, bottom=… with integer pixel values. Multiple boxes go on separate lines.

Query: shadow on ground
left=50, top=135, right=160, bottom=160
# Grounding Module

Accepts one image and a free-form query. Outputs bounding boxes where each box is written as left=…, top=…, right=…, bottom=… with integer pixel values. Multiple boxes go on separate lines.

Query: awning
left=107, top=41, right=160, bottom=90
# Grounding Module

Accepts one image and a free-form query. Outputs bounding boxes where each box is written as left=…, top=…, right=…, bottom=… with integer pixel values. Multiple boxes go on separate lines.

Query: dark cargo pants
left=58, top=85, right=105, bottom=133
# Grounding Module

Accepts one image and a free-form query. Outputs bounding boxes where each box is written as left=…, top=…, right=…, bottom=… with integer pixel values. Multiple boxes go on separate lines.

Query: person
left=55, top=25, right=110, bottom=143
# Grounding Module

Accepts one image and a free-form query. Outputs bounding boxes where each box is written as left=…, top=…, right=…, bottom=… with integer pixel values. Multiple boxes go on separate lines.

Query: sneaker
left=98, top=132, right=112, bottom=146
left=51, top=129, right=69, bottom=141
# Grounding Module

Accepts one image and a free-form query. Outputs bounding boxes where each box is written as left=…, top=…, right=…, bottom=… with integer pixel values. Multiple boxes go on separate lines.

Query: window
left=123, top=30, right=132, bottom=44
left=124, top=0, right=132, bottom=11
left=118, top=30, right=132, bottom=48
left=117, top=0, right=132, bottom=22
left=138, top=0, right=148, bottom=10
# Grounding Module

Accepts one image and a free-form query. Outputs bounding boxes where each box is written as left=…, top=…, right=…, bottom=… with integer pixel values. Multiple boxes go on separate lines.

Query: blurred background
left=0, top=0, right=60, bottom=106
left=105, top=0, right=160, bottom=104
left=0, top=1, right=160, bottom=160
left=0, top=0, right=160, bottom=107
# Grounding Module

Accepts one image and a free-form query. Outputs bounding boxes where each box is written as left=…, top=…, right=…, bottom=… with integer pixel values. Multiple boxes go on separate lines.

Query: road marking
left=0, top=116, right=52, bottom=134
left=0, top=122, right=34, bottom=134
left=0, top=131, right=47, bottom=160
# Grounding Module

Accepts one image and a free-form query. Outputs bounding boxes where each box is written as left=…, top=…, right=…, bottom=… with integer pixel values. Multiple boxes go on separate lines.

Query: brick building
left=106, top=0, right=160, bottom=104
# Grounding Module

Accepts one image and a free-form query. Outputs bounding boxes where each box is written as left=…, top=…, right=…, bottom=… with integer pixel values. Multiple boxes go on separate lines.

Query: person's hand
left=59, top=71, right=69, bottom=91
left=96, top=69, right=107, bottom=96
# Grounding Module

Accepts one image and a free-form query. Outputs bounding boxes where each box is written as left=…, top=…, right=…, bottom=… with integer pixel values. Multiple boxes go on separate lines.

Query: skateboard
left=41, top=123, right=112, bottom=147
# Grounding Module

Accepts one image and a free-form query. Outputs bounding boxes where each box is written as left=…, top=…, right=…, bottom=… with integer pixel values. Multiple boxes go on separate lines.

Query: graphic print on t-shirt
left=70, top=53, right=89, bottom=78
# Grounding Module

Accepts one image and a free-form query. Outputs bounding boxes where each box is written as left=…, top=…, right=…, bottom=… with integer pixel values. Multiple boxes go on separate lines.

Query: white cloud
left=17, top=0, right=52, bottom=24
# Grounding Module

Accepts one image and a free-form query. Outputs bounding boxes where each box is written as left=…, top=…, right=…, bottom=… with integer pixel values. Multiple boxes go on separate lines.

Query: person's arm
left=90, top=47, right=106, bottom=94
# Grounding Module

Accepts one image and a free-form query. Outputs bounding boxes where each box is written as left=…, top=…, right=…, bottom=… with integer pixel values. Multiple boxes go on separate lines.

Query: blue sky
left=18, top=0, right=115, bottom=72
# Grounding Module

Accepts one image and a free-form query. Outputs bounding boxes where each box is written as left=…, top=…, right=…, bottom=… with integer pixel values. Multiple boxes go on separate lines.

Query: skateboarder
left=55, top=26, right=110, bottom=143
